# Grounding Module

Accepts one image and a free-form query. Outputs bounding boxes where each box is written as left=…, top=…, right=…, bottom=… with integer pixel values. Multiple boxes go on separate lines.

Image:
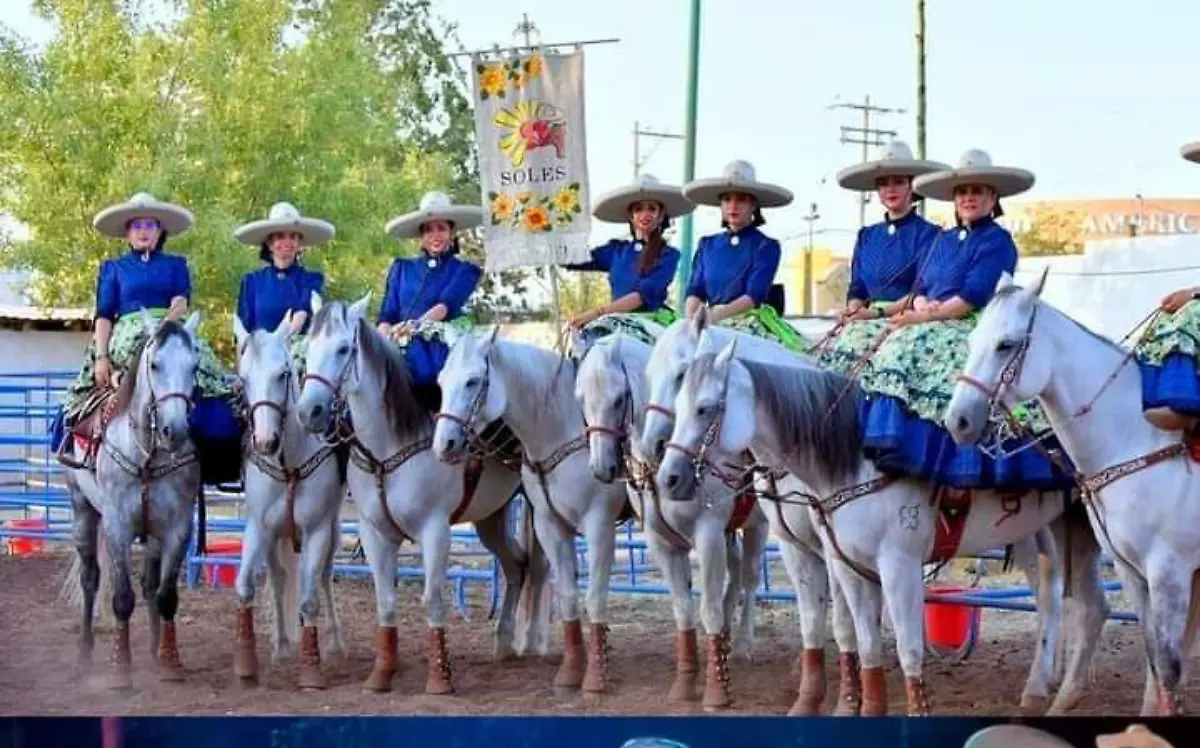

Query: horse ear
left=139, top=307, right=158, bottom=333
left=183, top=310, right=201, bottom=339
left=233, top=314, right=249, bottom=352
left=348, top=292, right=372, bottom=326
left=1027, top=265, right=1050, bottom=299
left=566, top=327, right=587, bottom=359
left=273, top=310, right=293, bottom=341
left=310, top=291, right=324, bottom=316
left=608, top=332, right=624, bottom=361
left=689, top=304, right=711, bottom=338
left=995, top=271, right=1015, bottom=295
left=715, top=338, right=738, bottom=375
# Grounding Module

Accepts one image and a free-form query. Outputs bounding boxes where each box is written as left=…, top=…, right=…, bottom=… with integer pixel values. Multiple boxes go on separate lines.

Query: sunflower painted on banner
left=50, top=192, right=242, bottom=485
left=562, top=172, right=695, bottom=347
left=815, top=140, right=945, bottom=378
left=681, top=160, right=810, bottom=353
left=1136, top=140, right=1200, bottom=455
left=857, top=149, right=1074, bottom=491
left=378, top=191, right=484, bottom=411
left=233, top=201, right=333, bottom=372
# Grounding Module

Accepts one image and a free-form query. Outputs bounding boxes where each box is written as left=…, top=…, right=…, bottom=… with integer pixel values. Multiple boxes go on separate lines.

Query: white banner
left=471, top=49, right=592, bottom=272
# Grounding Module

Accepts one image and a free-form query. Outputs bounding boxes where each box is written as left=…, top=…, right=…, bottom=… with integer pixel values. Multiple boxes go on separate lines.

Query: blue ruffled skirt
left=402, top=337, right=449, bottom=389
left=1139, top=353, right=1200, bottom=416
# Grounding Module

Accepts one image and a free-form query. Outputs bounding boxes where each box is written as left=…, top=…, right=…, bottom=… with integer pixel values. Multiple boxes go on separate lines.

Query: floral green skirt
left=579, top=309, right=677, bottom=347
left=861, top=317, right=1051, bottom=433
left=1134, top=299, right=1200, bottom=416
left=722, top=305, right=812, bottom=354
left=64, top=308, right=231, bottom=419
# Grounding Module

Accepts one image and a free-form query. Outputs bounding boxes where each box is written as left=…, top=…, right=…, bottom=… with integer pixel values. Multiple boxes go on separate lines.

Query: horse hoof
left=361, top=668, right=395, bottom=694
left=1020, top=693, right=1049, bottom=715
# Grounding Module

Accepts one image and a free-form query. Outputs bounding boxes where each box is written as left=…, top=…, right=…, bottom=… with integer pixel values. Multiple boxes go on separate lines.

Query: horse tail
left=514, top=492, right=552, bottom=655
left=266, top=534, right=301, bottom=650
left=59, top=531, right=115, bottom=630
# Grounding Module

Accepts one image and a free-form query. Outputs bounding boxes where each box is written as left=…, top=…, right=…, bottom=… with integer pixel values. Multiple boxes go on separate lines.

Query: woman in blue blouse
left=858, top=149, right=1071, bottom=490
left=816, top=140, right=946, bottom=375
left=680, top=160, right=806, bottom=351
left=233, top=202, right=331, bottom=363
left=1135, top=141, right=1200, bottom=452
left=55, top=192, right=240, bottom=482
left=561, top=173, right=692, bottom=338
left=378, top=191, right=483, bottom=401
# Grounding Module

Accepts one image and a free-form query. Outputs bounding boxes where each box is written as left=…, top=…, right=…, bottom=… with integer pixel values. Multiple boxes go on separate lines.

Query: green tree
left=0, top=0, right=531, bottom=360
left=1014, top=205, right=1086, bottom=257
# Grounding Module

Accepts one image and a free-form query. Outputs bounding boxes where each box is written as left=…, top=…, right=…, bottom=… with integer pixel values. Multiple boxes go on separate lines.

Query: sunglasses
left=128, top=219, right=161, bottom=231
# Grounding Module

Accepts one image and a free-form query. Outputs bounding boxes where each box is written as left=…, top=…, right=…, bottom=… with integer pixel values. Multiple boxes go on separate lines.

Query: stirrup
left=55, top=432, right=92, bottom=470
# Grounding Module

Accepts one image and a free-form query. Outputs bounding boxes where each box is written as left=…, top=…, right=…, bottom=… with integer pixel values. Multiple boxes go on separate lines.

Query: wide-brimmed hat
left=592, top=173, right=695, bottom=223
left=386, top=191, right=483, bottom=239
left=92, top=192, right=195, bottom=238
left=836, top=140, right=950, bottom=192
left=962, top=725, right=1074, bottom=748
left=1182, top=141, right=1200, bottom=164
left=913, top=149, right=1036, bottom=202
left=682, top=160, right=793, bottom=209
left=234, top=201, right=335, bottom=247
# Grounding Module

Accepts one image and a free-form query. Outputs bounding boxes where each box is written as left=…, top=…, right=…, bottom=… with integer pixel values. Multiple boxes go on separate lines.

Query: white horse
left=61, top=310, right=205, bottom=690
left=637, top=311, right=865, bottom=715
left=432, top=327, right=632, bottom=695
left=946, top=271, right=1200, bottom=716
left=294, top=293, right=549, bottom=695
left=573, top=329, right=769, bottom=710
left=656, top=315, right=1111, bottom=716
left=232, top=312, right=347, bottom=690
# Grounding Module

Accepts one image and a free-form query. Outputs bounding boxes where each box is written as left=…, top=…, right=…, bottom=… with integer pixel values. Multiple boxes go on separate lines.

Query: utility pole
left=916, top=0, right=928, bottom=216
left=801, top=203, right=820, bottom=315
left=632, top=121, right=684, bottom=178
left=675, top=0, right=702, bottom=309
left=831, top=95, right=904, bottom=227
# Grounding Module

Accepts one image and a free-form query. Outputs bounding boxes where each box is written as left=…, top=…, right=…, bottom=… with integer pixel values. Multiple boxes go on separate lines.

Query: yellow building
left=778, top=244, right=848, bottom=316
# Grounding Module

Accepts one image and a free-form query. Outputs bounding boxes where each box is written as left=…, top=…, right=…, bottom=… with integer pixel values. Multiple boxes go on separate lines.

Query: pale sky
left=5, top=0, right=1200, bottom=260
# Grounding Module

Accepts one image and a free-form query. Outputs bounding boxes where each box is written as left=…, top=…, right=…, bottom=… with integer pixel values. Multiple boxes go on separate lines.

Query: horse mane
left=355, top=317, right=432, bottom=441
left=494, top=338, right=578, bottom=426
left=310, top=299, right=431, bottom=441
left=737, top=357, right=864, bottom=485
left=111, top=320, right=191, bottom=417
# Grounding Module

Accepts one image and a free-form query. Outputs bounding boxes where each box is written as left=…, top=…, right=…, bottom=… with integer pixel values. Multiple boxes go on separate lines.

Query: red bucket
left=203, top=538, right=243, bottom=588
left=924, top=584, right=982, bottom=656
left=6, top=518, right=48, bottom=556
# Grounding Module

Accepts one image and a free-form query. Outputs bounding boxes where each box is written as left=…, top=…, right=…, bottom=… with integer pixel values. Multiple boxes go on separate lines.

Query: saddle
left=57, top=390, right=118, bottom=470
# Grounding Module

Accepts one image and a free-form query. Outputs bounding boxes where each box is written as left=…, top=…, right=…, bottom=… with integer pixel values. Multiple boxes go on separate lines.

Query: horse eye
left=150, top=362, right=160, bottom=372
left=996, top=340, right=1016, bottom=353
left=465, top=377, right=480, bottom=389
left=336, top=344, right=350, bottom=357
left=277, top=372, right=288, bottom=383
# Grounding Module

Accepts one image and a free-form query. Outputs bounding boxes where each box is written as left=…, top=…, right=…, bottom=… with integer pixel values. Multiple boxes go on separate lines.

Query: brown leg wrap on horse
left=905, top=675, right=931, bottom=716
left=833, top=652, right=863, bottom=716
left=157, top=620, right=185, bottom=682
left=860, top=665, right=888, bottom=716
left=788, top=648, right=826, bottom=715
left=1157, top=682, right=1185, bottom=716
left=362, top=625, right=398, bottom=693
left=581, top=623, right=610, bottom=694
left=425, top=627, right=454, bottom=695
left=233, top=607, right=258, bottom=682
left=554, top=619, right=586, bottom=689
left=108, top=621, right=133, bottom=691
left=702, top=632, right=732, bottom=711
left=298, top=625, right=325, bottom=691
left=667, top=629, right=699, bottom=702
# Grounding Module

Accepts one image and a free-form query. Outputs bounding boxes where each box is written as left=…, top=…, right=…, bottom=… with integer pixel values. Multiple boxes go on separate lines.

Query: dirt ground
left=0, top=552, right=1192, bottom=716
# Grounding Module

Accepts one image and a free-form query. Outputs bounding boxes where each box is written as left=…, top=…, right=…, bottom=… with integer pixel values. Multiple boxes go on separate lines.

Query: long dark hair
left=634, top=215, right=672, bottom=275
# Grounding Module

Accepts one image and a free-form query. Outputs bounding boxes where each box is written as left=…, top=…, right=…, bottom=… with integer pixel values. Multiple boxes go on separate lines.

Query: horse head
left=296, top=291, right=370, bottom=434
left=235, top=312, right=294, bottom=455
left=433, top=325, right=505, bottom=463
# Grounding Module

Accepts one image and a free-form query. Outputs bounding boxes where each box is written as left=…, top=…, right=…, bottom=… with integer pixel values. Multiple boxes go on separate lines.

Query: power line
left=829, top=95, right=905, bottom=228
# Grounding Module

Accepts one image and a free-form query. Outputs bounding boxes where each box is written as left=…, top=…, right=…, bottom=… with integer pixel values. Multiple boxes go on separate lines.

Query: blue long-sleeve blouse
left=563, top=239, right=680, bottom=311
left=684, top=226, right=781, bottom=306
left=847, top=211, right=941, bottom=303
left=236, top=264, right=325, bottom=334
left=913, top=217, right=1018, bottom=309
left=377, top=253, right=482, bottom=324
left=95, top=248, right=191, bottom=322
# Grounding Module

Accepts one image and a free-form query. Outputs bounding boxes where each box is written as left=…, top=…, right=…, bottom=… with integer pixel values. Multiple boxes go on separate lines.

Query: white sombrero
left=592, top=173, right=695, bottom=224
left=836, top=140, right=950, bottom=192
left=92, top=192, right=195, bottom=238
left=234, top=201, right=335, bottom=246
left=682, top=160, right=794, bottom=209
left=386, top=191, right=483, bottom=239
left=962, top=725, right=1073, bottom=748
left=1181, top=141, right=1200, bottom=164
left=913, top=148, right=1036, bottom=202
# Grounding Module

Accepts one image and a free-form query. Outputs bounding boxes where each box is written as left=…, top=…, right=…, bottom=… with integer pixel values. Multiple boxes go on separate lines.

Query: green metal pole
left=674, top=0, right=701, bottom=309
